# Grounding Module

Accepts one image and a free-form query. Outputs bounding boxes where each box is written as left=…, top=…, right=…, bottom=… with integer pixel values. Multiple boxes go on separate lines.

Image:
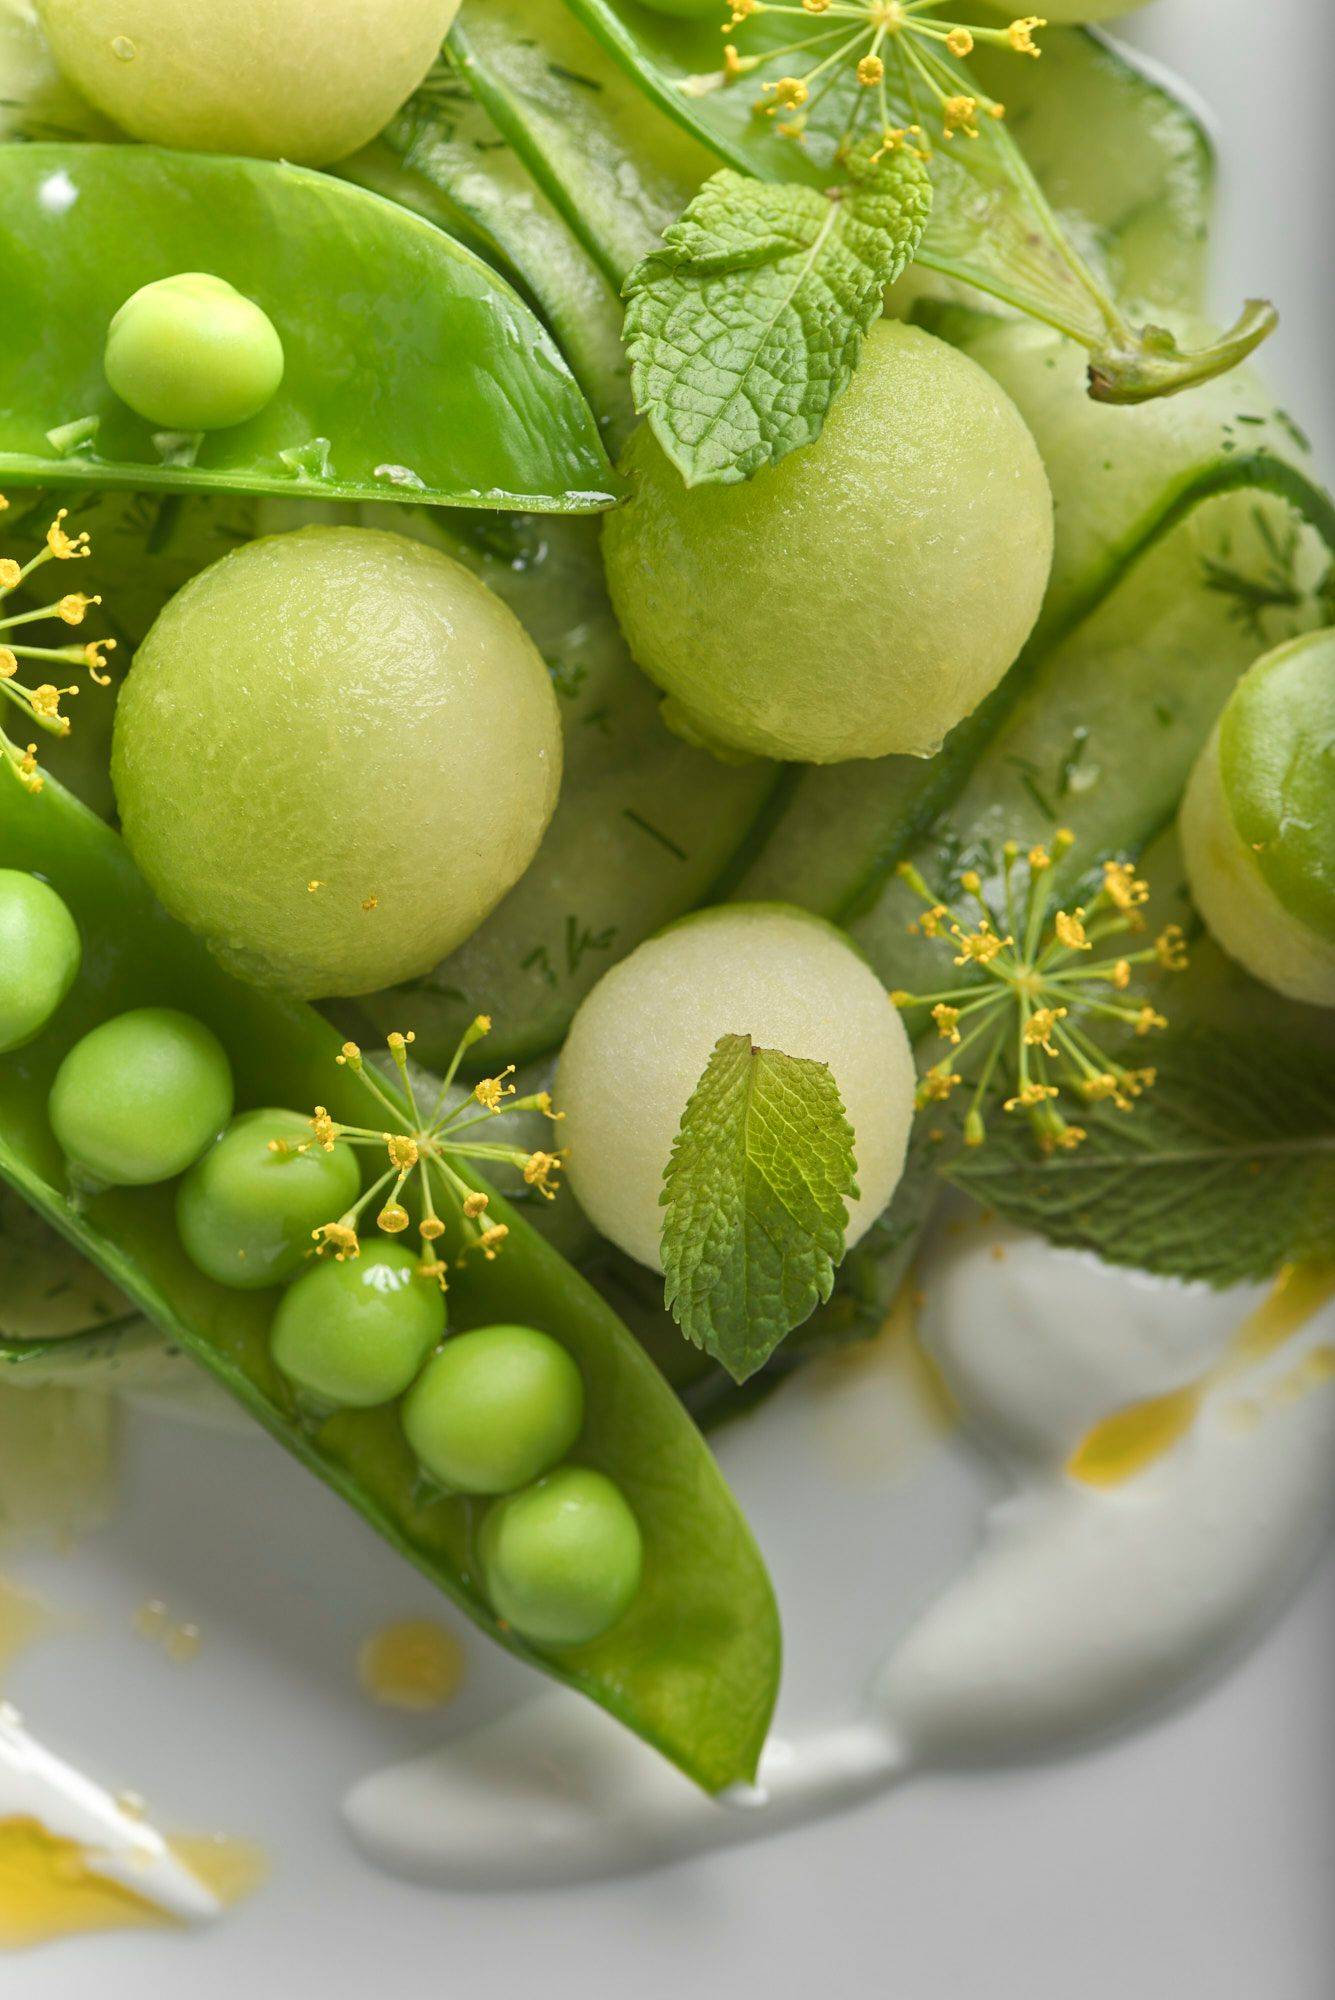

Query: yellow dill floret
left=891, top=830, right=1181, bottom=1152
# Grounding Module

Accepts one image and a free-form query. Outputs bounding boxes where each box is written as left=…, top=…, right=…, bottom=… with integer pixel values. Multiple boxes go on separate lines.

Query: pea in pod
left=0, top=771, right=780, bottom=1793
left=0, top=143, right=616, bottom=512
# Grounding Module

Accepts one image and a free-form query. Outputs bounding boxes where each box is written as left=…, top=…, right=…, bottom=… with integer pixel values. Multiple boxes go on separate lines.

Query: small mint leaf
left=660, top=1033, right=859, bottom=1382
left=623, top=146, right=931, bottom=487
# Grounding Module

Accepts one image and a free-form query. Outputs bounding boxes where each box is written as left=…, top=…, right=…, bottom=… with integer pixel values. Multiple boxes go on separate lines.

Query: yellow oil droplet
left=0, top=1817, right=169, bottom=1949
left=1224, top=1262, right=1335, bottom=1376
left=1067, top=1384, right=1203, bottom=1488
left=0, top=1818, right=264, bottom=1949
left=110, top=35, right=136, bottom=59
left=168, top=1832, right=266, bottom=1909
left=357, top=1619, right=464, bottom=1713
left=132, top=1599, right=201, bottom=1663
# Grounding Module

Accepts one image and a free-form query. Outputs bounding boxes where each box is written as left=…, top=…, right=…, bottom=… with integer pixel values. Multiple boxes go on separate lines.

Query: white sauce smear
left=345, top=1230, right=1335, bottom=1887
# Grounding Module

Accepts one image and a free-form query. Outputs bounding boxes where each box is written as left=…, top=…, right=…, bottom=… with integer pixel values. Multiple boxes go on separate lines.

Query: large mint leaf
left=623, top=146, right=930, bottom=486
left=945, top=1028, right=1335, bottom=1287
left=661, top=1033, right=859, bottom=1381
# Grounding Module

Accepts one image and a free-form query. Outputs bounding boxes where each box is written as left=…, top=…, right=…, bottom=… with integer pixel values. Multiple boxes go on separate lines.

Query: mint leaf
left=661, top=1033, right=859, bottom=1382
left=944, top=1027, right=1335, bottom=1287
left=623, top=145, right=931, bottom=487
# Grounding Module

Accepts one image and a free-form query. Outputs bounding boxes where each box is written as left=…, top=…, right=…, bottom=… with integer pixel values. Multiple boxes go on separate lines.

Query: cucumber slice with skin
left=732, top=318, right=1334, bottom=926
left=352, top=508, right=779, bottom=1072
left=449, top=0, right=716, bottom=287
left=967, top=25, right=1214, bottom=315
left=340, top=65, right=633, bottom=451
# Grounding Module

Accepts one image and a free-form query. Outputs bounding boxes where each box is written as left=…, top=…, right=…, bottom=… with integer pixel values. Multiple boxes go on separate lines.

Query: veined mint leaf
left=661, top=1032, right=859, bottom=1382
left=623, top=145, right=931, bottom=487
left=944, top=1027, right=1335, bottom=1287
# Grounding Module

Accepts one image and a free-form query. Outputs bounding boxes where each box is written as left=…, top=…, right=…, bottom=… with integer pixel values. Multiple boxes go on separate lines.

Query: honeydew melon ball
left=1180, top=629, right=1335, bottom=1007
left=554, top=903, right=915, bottom=1272
left=112, top=526, right=561, bottom=999
left=602, top=320, right=1053, bottom=764
left=35, top=0, right=461, bottom=166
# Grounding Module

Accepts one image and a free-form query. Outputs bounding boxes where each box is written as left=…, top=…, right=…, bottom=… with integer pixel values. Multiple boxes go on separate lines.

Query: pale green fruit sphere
left=554, top=904, right=915, bottom=1272
left=36, top=0, right=462, bottom=166
left=602, top=320, right=1053, bottom=764
left=1180, top=629, right=1335, bottom=1008
left=104, top=274, right=284, bottom=432
left=112, top=526, right=562, bottom=999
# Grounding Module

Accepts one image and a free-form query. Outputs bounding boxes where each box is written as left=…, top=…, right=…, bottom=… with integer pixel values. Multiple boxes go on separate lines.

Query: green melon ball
left=479, top=1467, right=643, bottom=1648
left=49, top=1006, right=233, bottom=1189
left=0, top=871, right=81, bottom=1053
left=176, top=1107, right=361, bottom=1290
left=111, top=526, right=562, bottom=999
left=403, top=1324, right=585, bottom=1496
left=104, top=273, right=284, bottom=432
left=554, top=903, right=915, bottom=1272
left=602, top=320, right=1053, bottom=764
left=270, top=1242, right=445, bottom=1410
left=1180, top=629, right=1335, bottom=1008
left=36, top=0, right=462, bottom=166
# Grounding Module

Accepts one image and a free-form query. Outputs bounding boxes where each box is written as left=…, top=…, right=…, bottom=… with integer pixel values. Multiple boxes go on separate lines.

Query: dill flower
left=890, top=830, right=1187, bottom=1152
left=294, top=1017, right=566, bottom=1287
left=716, top=0, right=1045, bottom=155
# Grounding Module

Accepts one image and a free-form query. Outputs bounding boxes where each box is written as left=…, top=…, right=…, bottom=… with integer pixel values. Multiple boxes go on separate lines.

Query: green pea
left=271, top=1242, right=445, bottom=1410
left=479, top=1467, right=643, bottom=1648
left=402, top=1324, right=584, bottom=1496
left=103, top=273, right=285, bottom=432
left=0, top=871, right=81, bottom=1054
left=49, top=1006, right=233, bottom=1189
left=176, top=1108, right=361, bottom=1291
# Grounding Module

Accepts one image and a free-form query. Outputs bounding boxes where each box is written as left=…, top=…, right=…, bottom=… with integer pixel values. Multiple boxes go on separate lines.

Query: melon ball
left=36, top=0, right=461, bottom=166
left=602, top=319, right=1053, bottom=764
left=554, top=904, right=916, bottom=1271
left=1180, top=629, right=1335, bottom=1008
left=112, top=526, right=561, bottom=999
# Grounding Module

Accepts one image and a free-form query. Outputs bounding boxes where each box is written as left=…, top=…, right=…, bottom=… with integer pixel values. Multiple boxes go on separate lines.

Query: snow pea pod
left=0, top=143, right=616, bottom=513
left=0, top=773, right=779, bottom=1793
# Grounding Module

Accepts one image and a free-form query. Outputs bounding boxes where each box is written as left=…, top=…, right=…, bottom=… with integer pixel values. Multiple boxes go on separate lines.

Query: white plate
left=8, top=1, right=1335, bottom=1992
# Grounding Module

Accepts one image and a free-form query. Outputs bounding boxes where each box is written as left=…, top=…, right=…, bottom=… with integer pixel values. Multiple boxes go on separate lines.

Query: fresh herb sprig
left=623, top=139, right=929, bottom=485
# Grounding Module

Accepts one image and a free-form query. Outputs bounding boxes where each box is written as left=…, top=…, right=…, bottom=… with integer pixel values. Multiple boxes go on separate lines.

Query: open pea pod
left=553, top=0, right=1269, bottom=399
left=0, top=143, right=616, bottom=511
left=0, top=773, right=779, bottom=1792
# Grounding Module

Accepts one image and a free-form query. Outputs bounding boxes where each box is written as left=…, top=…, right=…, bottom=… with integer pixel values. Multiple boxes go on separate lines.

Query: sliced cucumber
left=851, top=481, right=1333, bottom=989
left=353, top=508, right=777, bottom=1070
left=732, top=318, right=1333, bottom=926
left=968, top=25, right=1213, bottom=314
left=450, top=0, right=714, bottom=284
left=341, top=64, right=632, bottom=449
